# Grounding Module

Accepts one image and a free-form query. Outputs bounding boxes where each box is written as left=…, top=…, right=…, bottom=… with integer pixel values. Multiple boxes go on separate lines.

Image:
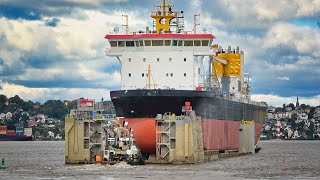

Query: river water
left=0, top=140, right=319, bottom=179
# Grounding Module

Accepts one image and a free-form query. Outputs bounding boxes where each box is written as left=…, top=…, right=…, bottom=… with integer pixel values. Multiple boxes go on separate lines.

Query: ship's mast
left=122, top=15, right=129, bottom=35
left=193, top=14, right=200, bottom=34
left=162, top=0, right=166, bottom=15
left=151, top=0, right=183, bottom=34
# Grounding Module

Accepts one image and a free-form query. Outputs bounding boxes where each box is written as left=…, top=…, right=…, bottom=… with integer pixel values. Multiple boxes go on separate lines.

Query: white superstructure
left=105, top=34, right=215, bottom=90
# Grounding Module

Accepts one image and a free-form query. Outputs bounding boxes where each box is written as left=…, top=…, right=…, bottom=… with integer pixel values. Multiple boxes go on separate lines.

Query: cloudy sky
left=0, top=0, right=319, bottom=106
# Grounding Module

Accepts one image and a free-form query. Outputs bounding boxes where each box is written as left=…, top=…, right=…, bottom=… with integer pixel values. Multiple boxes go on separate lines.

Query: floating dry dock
left=149, top=110, right=256, bottom=164
left=65, top=99, right=257, bottom=165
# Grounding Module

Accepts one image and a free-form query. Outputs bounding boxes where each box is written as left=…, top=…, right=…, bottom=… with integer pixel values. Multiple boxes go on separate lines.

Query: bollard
left=1, top=158, right=5, bottom=169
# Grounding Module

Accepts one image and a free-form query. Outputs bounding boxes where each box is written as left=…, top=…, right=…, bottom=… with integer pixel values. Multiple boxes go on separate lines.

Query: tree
left=310, top=107, right=316, bottom=114
left=22, top=100, right=34, bottom=112
left=288, top=103, right=295, bottom=110
left=39, top=100, right=68, bottom=119
left=0, top=94, right=7, bottom=103
left=0, top=94, right=7, bottom=112
left=297, top=121, right=305, bottom=132
left=307, top=122, right=315, bottom=138
left=34, top=131, right=41, bottom=138
left=20, top=113, right=29, bottom=122
left=300, top=104, right=307, bottom=110
left=308, top=112, right=314, bottom=119
left=8, top=95, right=24, bottom=105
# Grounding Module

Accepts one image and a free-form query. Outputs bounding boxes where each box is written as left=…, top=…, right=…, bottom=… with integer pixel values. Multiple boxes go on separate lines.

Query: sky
left=0, top=0, right=319, bottom=107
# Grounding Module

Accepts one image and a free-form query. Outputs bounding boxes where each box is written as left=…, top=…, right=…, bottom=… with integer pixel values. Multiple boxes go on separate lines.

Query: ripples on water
left=0, top=140, right=319, bottom=179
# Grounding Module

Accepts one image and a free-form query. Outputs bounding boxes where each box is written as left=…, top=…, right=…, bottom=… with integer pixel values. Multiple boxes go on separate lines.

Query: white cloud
left=253, top=1, right=297, bottom=21
left=263, top=23, right=320, bottom=57
left=0, top=20, right=50, bottom=51
left=0, top=82, right=111, bottom=102
left=54, top=9, right=147, bottom=59
left=200, top=0, right=320, bottom=31
left=277, top=77, right=290, bottom=81
left=0, top=9, right=131, bottom=89
left=296, top=0, right=320, bottom=17
left=251, top=94, right=320, bottom=107
left=190, top=0, right=202, bottom=14
left=262, top=55, right=320, bottom=75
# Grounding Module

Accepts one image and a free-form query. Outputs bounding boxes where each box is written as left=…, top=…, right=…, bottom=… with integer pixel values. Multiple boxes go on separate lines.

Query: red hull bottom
left=122, top=118, right=263, bottom=155
left=122, top=118, right=156, bottom=155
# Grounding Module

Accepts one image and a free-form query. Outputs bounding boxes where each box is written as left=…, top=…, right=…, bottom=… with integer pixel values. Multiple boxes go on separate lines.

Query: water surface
left=0, top=140, right=319, bottom=179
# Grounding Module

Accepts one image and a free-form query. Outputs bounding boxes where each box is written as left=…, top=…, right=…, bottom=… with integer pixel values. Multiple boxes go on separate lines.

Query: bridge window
left=135, top=41, right=139, bottom=47
left=178, top=40, right=183, bottom=46
left=110, top=41, right=117, bottom=47
left=139, top=40, right=144, bottom=46
left=202, top=40, right=209, bottom=46
left=173, top=40, right=178, bottom=46
left=165, top=40, right=171, bottom=46
left=194, top=40, right=201, bottom=46
left=152, top=40, right=163, bottom=46
left=126, top=41, right=134, bottom=47
left=145, top=40, right=151, bottom=46
left=118, top=41, right=125, bottom=47
left=184, top=40, right=193, bottom=46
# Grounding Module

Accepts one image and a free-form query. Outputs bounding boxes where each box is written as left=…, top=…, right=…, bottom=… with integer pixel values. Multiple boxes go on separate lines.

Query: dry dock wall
left=65, top=116, right=104, bottom=164
left=155, top=112, right=257, bottom=164
left=65, top=117, right=90, bottom=163
left=156, top=112, right=205, bottom=164
left=174, top=115, right=204, bottom=163
left=239, top=122, right=255, bottom=154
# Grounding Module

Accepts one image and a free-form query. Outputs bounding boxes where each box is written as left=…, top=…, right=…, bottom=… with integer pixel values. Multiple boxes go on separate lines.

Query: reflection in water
left=0, top=140, right=319, bottom=179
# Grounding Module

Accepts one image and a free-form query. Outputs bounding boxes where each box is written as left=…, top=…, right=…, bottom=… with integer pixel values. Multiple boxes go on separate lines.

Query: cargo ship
left=105, top=0, right=267, bottom=155
left=0, top=126, right=32, bottom=141
left=0, top=134, right=33, bottom=141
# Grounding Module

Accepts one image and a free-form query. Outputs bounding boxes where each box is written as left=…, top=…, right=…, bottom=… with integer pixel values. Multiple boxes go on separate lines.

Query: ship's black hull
left=110, top=90, right=267, bottom=123
left=0, top=134, right=33, bottom=141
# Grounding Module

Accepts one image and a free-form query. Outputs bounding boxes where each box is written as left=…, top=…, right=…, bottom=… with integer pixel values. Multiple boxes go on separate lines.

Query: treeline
left=0, top=94, right=73, bottom=120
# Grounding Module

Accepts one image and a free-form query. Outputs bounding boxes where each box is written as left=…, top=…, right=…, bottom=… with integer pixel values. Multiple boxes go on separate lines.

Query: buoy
left=1, top=158, right=5, bottom=169
left=281, top=159, right=286, bottom=171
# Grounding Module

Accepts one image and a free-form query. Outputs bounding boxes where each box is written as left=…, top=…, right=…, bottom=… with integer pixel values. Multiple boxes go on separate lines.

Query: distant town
left=0, top=94, right=319, bottom=140
left=262, top=97, right=320, bottom=140
left=0, top=95, right=115, bottom=140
